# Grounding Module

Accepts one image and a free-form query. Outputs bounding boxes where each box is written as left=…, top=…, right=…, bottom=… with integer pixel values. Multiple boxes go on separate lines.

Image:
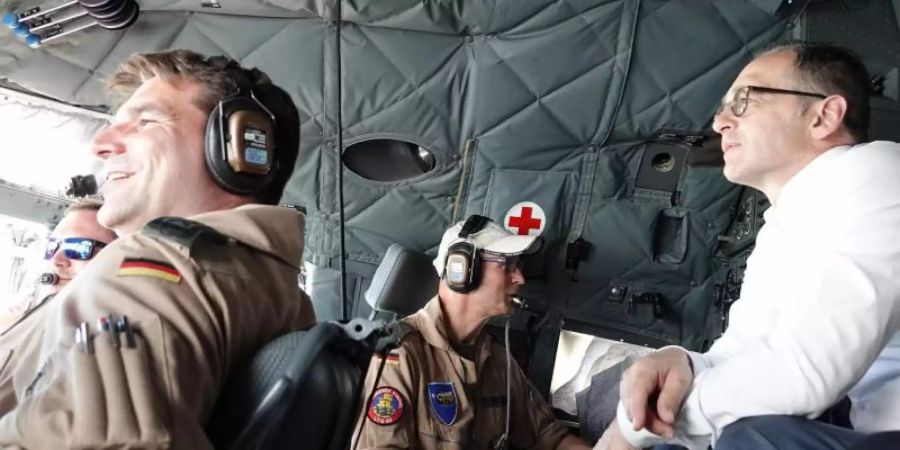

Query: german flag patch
left=376, top=352, right=400, bottom=366
left=118, top=258, right=182, bottom=284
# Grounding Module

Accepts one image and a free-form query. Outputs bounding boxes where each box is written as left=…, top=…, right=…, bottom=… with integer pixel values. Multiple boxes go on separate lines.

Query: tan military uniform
left=0, top=204, right=315, bottom=449
left=0, top=293, right=54, bottom=417
left=353, top=296, right=568, bottom=449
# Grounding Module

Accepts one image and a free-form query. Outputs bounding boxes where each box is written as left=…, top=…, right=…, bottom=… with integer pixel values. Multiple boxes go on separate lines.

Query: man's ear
left=809, top=95, right=848, bottom=140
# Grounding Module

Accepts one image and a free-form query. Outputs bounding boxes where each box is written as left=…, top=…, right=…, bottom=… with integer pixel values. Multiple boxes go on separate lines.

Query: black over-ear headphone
left=443, top=215, right=491, bottom=293
left=204, top=57, right=278, bottom=196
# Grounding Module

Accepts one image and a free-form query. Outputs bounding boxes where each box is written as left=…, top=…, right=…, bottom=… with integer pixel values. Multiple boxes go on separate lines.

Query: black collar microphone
left=38, top=273, right=59, bottom=286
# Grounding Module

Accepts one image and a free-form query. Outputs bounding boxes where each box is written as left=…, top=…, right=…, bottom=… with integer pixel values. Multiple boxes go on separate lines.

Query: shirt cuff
left=615, top=401, right=666, bottom=448
left=616, top=398, right=714, bottom=450
left=679, top=370, right=717, bottom=437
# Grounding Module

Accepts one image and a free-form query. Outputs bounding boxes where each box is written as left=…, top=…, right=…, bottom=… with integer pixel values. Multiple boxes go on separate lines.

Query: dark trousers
left=714, top=415, right=865, bottom=450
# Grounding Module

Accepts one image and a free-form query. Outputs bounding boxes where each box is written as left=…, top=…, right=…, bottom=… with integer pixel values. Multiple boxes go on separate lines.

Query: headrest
left=365, top=244, right=438, bottom=317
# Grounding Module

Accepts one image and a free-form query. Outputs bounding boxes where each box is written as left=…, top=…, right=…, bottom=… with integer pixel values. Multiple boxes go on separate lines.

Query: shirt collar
left=408, top=296, right=492, bottom=363
left=772, top=145, right=852, bottom=214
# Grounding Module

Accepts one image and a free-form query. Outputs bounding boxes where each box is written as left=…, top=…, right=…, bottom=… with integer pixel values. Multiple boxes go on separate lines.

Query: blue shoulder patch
left=427, top=382, right=458, bottom=425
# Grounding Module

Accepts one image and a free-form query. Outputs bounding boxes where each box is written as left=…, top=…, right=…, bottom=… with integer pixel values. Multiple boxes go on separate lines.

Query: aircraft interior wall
left=1, top=0, right=899, bottom=384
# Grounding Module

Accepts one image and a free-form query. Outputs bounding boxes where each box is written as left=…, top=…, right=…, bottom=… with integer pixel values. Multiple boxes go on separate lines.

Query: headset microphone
left=38, top=273, right=59, bottom=285
left=510, top=296, right=549, bottom=316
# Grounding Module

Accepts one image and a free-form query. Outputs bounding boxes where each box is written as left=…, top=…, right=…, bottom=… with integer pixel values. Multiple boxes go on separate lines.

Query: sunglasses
left=44, top=237, right=108, bottom=261
left=716, top=85, right=827, bottom=118
left=481, top=255, right=523, bottom=273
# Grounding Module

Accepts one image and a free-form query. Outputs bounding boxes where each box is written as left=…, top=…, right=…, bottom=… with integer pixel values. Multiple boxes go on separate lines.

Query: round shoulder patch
left=367, top=386, right=405, bottom=425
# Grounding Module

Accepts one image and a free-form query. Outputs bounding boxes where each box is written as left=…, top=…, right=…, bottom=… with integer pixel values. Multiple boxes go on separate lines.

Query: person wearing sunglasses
left=0, top=199, right=116, bottom=332
left=598, top=43, right=900, bottom=450
left=352, top=216, right=592, bottom=450
left=42, top=199, right=117, bottom=296
left=0, top=50, right=316, bottom=449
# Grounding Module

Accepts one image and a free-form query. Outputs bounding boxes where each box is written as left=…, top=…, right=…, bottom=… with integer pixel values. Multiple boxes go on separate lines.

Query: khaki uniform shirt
left=353, top=296, right=568, bottom=449
left=0, top=294, right=54, bottom=417
left=0, top=205, right=316, bottom=449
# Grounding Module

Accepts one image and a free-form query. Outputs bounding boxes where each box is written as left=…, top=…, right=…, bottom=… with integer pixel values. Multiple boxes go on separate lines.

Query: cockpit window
left=550, top=330, right=652, bottom=416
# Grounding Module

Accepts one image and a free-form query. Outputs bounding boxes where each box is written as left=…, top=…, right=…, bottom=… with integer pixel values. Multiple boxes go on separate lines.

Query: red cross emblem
left=504, top=202, right=546, bottom=236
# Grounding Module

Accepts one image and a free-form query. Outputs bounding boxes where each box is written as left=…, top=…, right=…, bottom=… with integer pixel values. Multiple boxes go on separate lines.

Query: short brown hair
left=107, top=49, right=301, bottom=205
left=108, top=49, right=270, bottom=114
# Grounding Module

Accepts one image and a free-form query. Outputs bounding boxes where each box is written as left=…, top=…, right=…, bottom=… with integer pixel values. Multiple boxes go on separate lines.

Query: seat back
left=207, top=322, right=367, bottom=450
left=208, top=244, right=437, bottom=449
left=365, top=243, right=438, bottom=320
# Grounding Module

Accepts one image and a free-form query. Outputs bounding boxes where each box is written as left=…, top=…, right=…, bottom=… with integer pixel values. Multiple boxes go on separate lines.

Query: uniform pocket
left=65, top=320, right=171, bottom=447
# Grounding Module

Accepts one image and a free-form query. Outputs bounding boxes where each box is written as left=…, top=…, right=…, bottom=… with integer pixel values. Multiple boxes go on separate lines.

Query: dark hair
left=109, top=50, right=301, bottom=205
left=65, top=197, right=104, bottom=214
left=761, top=41, right=871, bottom=142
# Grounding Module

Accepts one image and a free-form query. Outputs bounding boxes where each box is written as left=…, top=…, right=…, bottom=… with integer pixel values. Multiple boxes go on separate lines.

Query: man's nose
left=51, top=248, right=70, bottom=269
left=713, top=108, right=736, bottom=134
left=91, top=124, right=127, bottom=159
left=510, top=268, right=525, bottom=285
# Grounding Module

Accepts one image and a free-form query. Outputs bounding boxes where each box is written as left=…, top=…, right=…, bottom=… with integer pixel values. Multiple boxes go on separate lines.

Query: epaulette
left=386, top=321, right=416, bottom=342
left=374, top=320, right=417, bottom=354
left=141, top=217, right=228, bottom=249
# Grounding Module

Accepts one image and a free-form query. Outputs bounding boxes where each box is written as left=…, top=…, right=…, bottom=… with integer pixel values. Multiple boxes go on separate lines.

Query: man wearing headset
left=352, top=215, right=591, bottom=449
left=0, top=50, right=315, bottom=448
left=0, top=198, right=116, bottom=331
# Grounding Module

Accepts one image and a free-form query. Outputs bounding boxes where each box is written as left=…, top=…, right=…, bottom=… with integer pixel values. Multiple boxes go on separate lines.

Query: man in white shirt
left=596, top=42, right=900, bottom=450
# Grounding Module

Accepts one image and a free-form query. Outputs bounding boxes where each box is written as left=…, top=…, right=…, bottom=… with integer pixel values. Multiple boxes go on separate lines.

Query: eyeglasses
left=44, top=237, right=108, bottom=261
left=716, top=85, right=827, bottom=117
left=481, top=255, right=522, bottom=273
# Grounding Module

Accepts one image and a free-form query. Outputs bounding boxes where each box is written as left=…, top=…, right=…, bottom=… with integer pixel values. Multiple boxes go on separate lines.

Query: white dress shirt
left=617, top=142, right=900, bottom=449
